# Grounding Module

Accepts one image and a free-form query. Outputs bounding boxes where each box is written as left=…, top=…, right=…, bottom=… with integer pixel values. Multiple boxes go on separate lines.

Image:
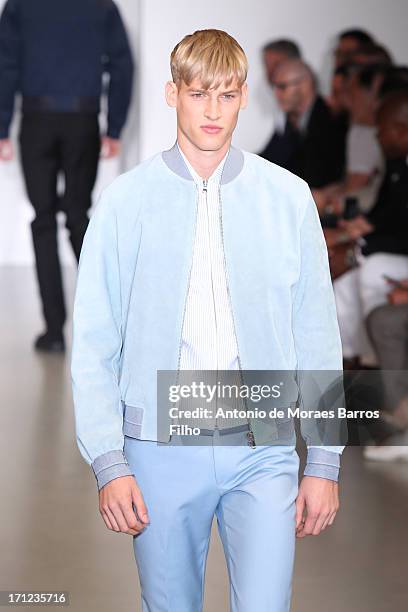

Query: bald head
left=272, top=60, right=317, bottom=116
left=377, top=89, right=408, bottom=158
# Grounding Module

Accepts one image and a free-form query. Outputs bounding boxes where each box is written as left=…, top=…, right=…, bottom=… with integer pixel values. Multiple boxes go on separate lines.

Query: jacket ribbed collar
left=162, top=140, right=244, bottom=185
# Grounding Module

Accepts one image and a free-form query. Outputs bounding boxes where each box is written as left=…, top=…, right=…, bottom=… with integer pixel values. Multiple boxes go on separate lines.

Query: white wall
left=1, top=0, right=407, bottom=264
left=139, top=0, right=408, bottom=159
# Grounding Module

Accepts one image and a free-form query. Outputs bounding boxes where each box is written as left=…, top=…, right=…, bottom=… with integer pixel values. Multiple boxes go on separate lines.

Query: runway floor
left=0, top=266, right=407, bottom=612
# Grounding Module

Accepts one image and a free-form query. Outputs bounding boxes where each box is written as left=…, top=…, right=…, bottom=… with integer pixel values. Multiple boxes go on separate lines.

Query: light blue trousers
left=124, top=429, right=300, bottom=612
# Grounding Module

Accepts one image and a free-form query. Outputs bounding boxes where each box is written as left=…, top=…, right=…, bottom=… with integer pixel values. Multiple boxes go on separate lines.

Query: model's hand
left=99, top=475, right=150, bottom=536
left=100, top=136, right=121, bottom=159
left=0, top=139, right=13, bottom=161
left=295, top=476, right=339, bottom=538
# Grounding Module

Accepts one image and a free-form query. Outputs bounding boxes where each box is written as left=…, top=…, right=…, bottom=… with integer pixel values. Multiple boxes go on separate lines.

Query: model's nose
left=204, top=98, right=221, bottom=121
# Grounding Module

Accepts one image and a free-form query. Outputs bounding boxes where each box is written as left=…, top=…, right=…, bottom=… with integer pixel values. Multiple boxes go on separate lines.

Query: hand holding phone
left=383, top=274, right=405, bottom=289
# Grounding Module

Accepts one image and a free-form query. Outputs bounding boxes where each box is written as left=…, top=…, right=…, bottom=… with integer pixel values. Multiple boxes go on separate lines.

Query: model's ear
left=165, top=81, right=178, bottom=108
left=240, top=82, right=248, bottom=110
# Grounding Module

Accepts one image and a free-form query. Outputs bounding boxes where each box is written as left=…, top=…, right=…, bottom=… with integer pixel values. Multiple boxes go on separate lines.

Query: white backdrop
left=1, top=0, right=407, bottom=265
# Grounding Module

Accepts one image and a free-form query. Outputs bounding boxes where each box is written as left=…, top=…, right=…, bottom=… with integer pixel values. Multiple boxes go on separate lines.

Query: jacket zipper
left=173, top=176, right=256, bottom=447
left=217, top=184, right=256, bottom=448
left=203, top=178, right=220, bottom=430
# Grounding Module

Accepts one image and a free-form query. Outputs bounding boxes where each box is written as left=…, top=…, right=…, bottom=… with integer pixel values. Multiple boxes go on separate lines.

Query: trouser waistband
left=22, top=96, right=100, bottom=113
left=197, top=423, right=250, bottom=436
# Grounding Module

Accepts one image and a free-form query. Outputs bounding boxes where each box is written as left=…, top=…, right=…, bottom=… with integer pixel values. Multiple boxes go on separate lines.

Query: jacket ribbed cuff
left=304, top=447, right=341, bottom=482
left=91, top=449, right=133, bottom=490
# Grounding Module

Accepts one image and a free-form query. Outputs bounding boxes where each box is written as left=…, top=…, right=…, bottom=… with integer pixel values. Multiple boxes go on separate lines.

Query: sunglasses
left=272, top=76, right=304, bottom=91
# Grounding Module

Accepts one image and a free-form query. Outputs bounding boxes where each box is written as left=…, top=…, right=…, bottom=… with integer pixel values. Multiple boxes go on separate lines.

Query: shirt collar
left=297, top=96, right=316, bottom=133
left=176, top=141, right=229, bottom=185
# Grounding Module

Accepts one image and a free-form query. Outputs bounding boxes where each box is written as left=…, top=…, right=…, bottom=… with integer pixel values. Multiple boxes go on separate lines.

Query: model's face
left=165, top=76, right=248, bottom=153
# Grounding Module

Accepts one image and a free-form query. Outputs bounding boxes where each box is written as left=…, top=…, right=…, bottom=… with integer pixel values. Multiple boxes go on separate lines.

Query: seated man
left=258, top=59, right=347, bottom=206
left=333, top=28, right=374, bottom=71
left=261, top=39, right=302, bottom=136
left=364, top=280, right=408, bottom=462
left=332, top=90, right=408, bottom=364
left=324, top=65, right=408, bottom=219
left=325, top=64, right=386, bottom=215
left=327, top=28, right=374, bottom=116
left=262, top=38, right=301, bottom=86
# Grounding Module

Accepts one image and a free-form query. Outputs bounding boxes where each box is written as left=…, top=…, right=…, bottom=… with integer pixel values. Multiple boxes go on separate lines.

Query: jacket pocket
left=123, top=403, right=144, bottom=438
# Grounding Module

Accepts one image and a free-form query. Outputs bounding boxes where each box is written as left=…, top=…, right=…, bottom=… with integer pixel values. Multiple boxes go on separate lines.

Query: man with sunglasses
left=259, top=59, right=346, bottom=197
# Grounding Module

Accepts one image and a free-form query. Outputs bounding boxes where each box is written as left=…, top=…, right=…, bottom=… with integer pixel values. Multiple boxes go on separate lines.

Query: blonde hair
left=170, top=29, right=248, bottom=90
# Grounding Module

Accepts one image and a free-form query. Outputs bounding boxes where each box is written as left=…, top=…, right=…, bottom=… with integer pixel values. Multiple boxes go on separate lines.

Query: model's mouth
left=201, top=126, right=223, bottom=134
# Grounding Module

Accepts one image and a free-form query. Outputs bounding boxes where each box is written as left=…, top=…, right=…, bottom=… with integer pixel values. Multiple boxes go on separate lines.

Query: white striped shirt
left=177, top=143, right=246, bottom=430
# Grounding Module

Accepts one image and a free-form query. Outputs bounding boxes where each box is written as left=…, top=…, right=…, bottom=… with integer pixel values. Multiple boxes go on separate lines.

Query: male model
left=71, top=29, right=344, bottom=612
left=0, top=0, right=134, bottom=352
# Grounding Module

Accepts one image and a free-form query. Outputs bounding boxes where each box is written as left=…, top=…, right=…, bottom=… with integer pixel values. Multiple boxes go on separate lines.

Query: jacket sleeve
left=104, top=1, right=134, bottom=139
left=71, top=188, right=133, bottom=490
left=292, top=184, right=347, bottom=481
left=0, top=0, right=21, bottom=138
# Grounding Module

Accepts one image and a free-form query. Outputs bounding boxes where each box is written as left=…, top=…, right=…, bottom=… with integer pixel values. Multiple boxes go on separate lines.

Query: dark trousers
left=18, top=112, right=101, bottom=334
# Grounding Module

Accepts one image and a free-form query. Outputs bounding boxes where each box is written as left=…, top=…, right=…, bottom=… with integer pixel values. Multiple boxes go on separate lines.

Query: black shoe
left=34, top=331, right=65, bottom=353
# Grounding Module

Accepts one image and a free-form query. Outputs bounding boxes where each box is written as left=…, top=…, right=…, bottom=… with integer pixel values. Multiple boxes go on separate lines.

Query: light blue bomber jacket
left=71, top=142, right=346, bottom=490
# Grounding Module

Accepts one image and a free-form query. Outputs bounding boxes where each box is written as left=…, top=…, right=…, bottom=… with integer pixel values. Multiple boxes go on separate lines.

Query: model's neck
left=177, top=131, right=230, bottom=180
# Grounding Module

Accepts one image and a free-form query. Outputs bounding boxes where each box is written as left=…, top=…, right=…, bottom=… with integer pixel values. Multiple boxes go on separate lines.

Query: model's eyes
left=190, top=93, right=236, bottom=100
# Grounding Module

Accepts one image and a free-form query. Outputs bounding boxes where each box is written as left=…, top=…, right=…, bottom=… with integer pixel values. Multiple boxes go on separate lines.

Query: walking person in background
left=0, top=0, right=134, bottom=352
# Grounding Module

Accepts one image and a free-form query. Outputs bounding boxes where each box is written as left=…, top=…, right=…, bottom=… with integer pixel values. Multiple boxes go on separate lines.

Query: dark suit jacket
left=362, top=157, right=408, bottom=256
left=0, top=0, right=134, bottom=139
left=259, top=96, right=347, bottom=189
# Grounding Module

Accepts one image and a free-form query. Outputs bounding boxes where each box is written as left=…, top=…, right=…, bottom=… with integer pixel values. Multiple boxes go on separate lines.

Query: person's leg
left=366, top=303, right=408, bottom=412
left=363, top=303, right=408, bottom=460
left=213, top=431, right=300, bottom=612
left=18, top=113, right=66, bottom=340
left=359, top=252, right=408, bottom=318
left=123, top=435, right=220, bottom=612
left=59, top=113, right=101, bottom=261
left=333, top=267, right=365, bottom=359
left=356, top=253, right=408, bottom=364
